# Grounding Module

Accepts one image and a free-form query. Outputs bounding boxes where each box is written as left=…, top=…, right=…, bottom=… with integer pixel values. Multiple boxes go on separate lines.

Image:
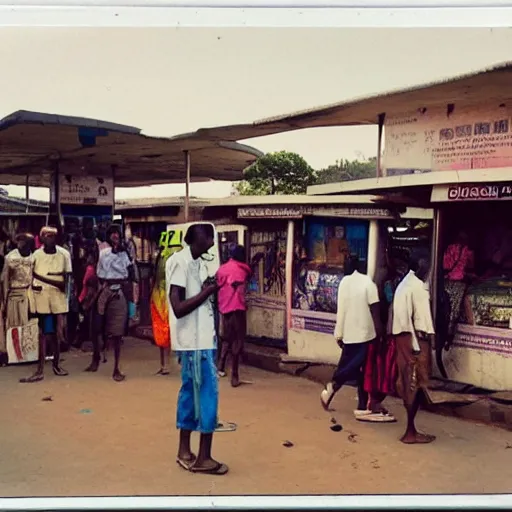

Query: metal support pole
left=285, top=220, right=295, bottom=345
left=111, top=164, right=117, bottom=222
left=49, top=160, right=62, bottom=230
left=184, top=150, right=191, bottom=223
left=25, top=172, right=29, bottom=214
left=376, top=113, right=386, bottom=178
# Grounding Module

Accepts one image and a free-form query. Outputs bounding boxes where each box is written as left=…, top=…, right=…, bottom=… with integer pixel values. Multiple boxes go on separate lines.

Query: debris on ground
left=371, top=459, right=380, bottom=469
left=347, top=431, right=358, bottom=443
left=282, top=440, right=294, bottom=448
left=330, top=417, right=337, bottom=424
left=505, top=443, right=512, bottom=450
left=41, top=396, right=53, bottom=402
left=330, top=424, right=343, bottom=432
left=79, top=408, right=92, bottom=414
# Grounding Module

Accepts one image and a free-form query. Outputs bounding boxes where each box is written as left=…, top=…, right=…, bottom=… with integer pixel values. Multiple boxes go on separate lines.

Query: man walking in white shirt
left=392, top=248, right=436, bottom=444
left=320, top=256, right=382, bottom=420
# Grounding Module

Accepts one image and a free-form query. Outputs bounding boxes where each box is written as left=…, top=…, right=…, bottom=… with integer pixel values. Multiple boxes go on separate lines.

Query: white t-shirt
left=334, top=270, right=379, bottom=344
left=392, top=270, right=435, bottom=352
left=165, top=246, right=215, bottom=352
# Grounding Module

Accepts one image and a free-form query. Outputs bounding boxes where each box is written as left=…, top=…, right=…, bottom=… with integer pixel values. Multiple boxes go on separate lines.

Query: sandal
left=156, top=369, right=170, bottom=376
left=53, top=366, right=69, bottom=377
left=176, top=454, right=197, bottom=471
left=190, top=462, right=229, bottom=475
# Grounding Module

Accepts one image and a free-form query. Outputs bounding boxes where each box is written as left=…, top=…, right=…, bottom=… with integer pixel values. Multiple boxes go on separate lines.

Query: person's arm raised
left=170, top=282, right=217, bottom=319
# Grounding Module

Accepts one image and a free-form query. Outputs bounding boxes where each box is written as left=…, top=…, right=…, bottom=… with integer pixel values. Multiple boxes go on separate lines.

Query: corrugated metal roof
left=0, top=111, right=263, bottom=188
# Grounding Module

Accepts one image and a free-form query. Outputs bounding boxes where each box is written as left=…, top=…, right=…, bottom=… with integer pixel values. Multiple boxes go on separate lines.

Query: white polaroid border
left=1, top=1, right=512, bottom=510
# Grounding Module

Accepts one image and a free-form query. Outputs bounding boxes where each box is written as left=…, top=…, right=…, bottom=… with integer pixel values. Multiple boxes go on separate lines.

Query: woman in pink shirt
left=443, top=230, right=474, bottom=342
left=216, top=245, right=251, bottom=387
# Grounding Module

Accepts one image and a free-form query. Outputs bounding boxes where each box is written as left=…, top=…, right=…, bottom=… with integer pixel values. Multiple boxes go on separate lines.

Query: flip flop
left=19, top=374, right=44, bottom=384
left=176, top=454, right=197, bottom=471
left=52, top=366, right=69, bottom=377
left=156, top=369, right=170, bottom=376
left=190, top=462, right=229, bottom=475
left=215, top=421, right=237, bottom=432
left=356, top=411, right=397, bottom=423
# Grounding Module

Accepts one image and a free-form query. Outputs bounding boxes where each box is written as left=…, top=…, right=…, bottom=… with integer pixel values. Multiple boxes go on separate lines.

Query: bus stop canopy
left=0, top=110, right=263, bottom=188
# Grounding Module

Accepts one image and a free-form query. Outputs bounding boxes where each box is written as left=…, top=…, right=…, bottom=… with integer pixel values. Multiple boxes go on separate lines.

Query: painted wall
left=247, top=294, right=286, bottom=340
left=434, top=325, right=512, bottom=390
left=288, top=328, right=339, bottom=364
left=384, top=103, right=512, bottom=176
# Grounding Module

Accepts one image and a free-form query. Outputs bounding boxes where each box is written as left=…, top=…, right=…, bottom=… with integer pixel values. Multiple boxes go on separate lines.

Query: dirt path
left=0, top=338, right=510, bottom=497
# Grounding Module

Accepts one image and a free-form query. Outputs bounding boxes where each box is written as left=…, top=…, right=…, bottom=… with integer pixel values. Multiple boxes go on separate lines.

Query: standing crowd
left=0, top=223, right=139, bottom=383
left=1, top=220, right=437, bottom=478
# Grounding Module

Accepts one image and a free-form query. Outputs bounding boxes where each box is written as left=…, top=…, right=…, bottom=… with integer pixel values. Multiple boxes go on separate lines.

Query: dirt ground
left=0, top=337, right=511, bottom=497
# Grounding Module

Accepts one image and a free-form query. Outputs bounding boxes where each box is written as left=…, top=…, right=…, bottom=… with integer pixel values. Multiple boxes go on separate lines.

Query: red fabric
left=363, top=336, right=398, bottom=396
left=79, top=265, right=97, bottom=304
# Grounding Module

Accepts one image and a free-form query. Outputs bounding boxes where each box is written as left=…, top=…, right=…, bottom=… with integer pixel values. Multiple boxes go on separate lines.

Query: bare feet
left=20, top=373, right=44, bottom=383
left=113, top=369, right=126, bottom=382
left=85, top=360, right=100, bottom=372
left=400, top=432, right=436, bottom=444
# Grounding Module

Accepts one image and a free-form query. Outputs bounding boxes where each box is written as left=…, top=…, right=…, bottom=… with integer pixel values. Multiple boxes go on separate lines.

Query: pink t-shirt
left=443, top=244, right=473, bottom=281
left=216, top=259, right=251, bottom=315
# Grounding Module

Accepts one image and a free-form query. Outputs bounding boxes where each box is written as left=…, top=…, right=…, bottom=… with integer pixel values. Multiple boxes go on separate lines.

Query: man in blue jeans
left=167, top=223, right=228, bottom=476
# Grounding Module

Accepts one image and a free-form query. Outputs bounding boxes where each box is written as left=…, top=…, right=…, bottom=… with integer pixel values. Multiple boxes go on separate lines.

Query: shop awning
left=307, top=168, right=512, bottom=197
left=0, top=110, right=263, bottom=188
left=167, top=60, right=512, bottom=143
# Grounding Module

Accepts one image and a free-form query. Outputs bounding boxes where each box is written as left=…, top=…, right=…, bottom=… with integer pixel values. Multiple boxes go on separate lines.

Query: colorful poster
left=6, top=319, right=39, bottom=364
left=384, top=105, right=512, bottom=175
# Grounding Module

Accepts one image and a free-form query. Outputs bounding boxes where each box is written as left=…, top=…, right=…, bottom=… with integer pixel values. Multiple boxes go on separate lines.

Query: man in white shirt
left=392, top=248, right=436, bottom=445
left=320, top=256, right=383, bottom=421
left=167, top=224, right=228, bottom=476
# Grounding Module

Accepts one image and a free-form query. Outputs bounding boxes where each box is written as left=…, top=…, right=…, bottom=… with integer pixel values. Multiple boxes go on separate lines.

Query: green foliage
left=316, top=156, right=377, bottom=185
left=234, top=151, right=317, bottom=196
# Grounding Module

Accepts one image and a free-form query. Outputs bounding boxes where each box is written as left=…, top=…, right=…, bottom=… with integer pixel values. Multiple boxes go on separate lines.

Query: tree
left=234, top=151, right=317, bottom=196
left=316, top=156, right=377, bottom=185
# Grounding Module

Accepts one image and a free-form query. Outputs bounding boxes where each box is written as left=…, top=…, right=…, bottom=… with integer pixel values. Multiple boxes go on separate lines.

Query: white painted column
left=367, top=219, right=379, bottom=280
left=285, top=220, right=295, bottom=343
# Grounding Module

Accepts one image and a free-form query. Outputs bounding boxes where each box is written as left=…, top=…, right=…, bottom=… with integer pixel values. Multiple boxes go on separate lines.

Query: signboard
left=237, top=205, right=392, bottom=219
left=59, top=175, right=114, bottom=206
left=384, top=105, right=512, bottom=175
left=6, top=319, right=39, bottom=364
left=431, top=182, right=512, bottom=202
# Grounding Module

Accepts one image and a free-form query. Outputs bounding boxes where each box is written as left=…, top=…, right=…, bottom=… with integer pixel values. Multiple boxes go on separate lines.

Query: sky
left=1, top=27, right=512, bottom=201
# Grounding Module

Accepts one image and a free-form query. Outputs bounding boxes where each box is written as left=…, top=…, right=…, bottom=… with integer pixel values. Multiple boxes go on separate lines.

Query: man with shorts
left=320, top=255, right=382, bottom=421
left=167, top=223, right=228, bottom=476
left=20, top=227, right=72, bottom=383
left=392, top=249, right=436, bottom=444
